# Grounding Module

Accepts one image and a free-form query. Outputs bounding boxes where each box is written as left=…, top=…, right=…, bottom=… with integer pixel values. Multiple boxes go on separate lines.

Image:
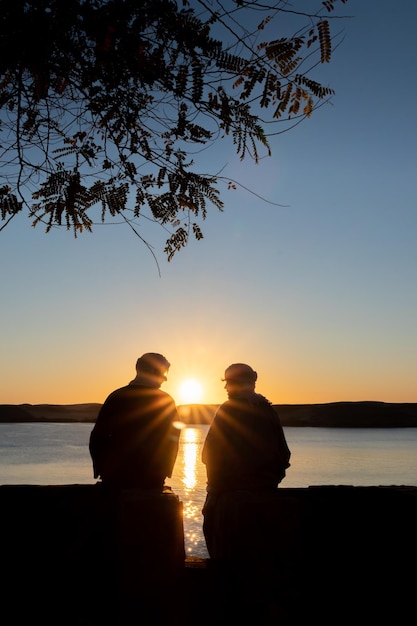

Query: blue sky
left=1, top=0, right=416, bottom=406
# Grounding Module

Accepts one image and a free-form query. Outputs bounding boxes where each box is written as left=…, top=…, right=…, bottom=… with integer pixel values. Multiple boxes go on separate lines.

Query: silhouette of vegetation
left=0, top=0, right=348, bottom=259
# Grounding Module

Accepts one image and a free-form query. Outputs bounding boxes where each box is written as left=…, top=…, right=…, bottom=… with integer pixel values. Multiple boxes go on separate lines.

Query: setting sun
left=178, top=378, right=204, bottom=404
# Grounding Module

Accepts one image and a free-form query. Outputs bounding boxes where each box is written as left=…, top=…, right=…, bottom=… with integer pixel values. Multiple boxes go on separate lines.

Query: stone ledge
left=1, top=484, right=416, bottom=625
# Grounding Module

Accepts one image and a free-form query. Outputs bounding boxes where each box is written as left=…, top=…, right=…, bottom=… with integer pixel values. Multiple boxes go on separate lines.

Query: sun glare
left=178, top=378, right=203, bottom=404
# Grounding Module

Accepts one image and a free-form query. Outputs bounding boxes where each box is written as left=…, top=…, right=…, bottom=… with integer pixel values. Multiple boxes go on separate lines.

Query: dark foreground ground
left=1, top=483, right=416, bottom=625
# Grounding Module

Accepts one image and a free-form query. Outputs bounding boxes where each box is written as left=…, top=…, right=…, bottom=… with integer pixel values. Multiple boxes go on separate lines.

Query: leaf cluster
left=0, top=0, right=348, bottom=258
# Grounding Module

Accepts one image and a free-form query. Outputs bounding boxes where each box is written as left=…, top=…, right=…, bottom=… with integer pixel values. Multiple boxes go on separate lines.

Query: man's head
left=135, top=353, right=170, bottom=385
left=222, top=363, right=257, bottom=396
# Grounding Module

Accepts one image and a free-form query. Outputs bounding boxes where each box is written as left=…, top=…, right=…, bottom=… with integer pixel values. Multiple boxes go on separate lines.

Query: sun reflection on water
left=170, top=426, right=210, bottom=556
left=182, top=427, right=198, bottom=491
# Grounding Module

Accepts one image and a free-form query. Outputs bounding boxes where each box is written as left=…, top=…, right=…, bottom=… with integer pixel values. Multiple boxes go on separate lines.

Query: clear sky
left=1, top=0, right=416, bottom=406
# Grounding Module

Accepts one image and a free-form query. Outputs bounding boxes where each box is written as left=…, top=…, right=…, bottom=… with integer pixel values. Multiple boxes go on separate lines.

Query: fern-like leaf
left=0, top=186, right=22, bottom=218
left=318, top=20, right=332, bottom=62
left=164, top=227, right=188, bottom=262
left=260, top=37, right=303, bottom=73
left=273, top=83, right=292, bottom=118
left=295, top=74, right=334, bottom=98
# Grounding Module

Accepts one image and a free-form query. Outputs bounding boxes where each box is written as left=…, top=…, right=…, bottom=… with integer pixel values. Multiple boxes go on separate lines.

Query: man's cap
left=222, top=363, right=258, bottom=383
left=136, top=353, right=170, bottom=377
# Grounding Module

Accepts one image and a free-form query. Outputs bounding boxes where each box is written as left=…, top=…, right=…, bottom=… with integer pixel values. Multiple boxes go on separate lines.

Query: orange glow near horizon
left=2, top=351, right=417, bottom=406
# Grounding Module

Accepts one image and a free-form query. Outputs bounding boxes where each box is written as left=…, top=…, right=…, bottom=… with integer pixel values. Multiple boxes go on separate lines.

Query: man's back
left=202, top=391, right=290, bottom=492
left=90, top=382, right=180, bottom=489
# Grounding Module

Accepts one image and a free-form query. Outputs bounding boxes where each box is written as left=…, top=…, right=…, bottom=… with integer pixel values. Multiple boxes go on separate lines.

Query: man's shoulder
left=100, top=384, right=177, bottom=412
left=104, top=384, right=133, bottom=399
left=215, top=400, right=233, bottom=412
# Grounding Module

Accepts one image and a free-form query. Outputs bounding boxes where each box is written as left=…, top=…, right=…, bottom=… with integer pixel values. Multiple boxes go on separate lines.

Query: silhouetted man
left=202, top=362, right=290, bottom=501
left=89, top=353, right=180, bottom=489
left=202, top=363, right=292, bottom=622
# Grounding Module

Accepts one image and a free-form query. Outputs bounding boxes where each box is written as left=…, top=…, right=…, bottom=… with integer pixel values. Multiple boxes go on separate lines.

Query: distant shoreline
left=1, top=401, right=417, bottom=427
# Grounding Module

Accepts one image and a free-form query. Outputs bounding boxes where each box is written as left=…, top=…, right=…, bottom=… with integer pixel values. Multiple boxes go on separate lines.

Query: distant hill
left=0, top=403, right=102, bottom=423
left=276, top=401, right=417, bottom=427
left=1, top=401, right=417, bottom=427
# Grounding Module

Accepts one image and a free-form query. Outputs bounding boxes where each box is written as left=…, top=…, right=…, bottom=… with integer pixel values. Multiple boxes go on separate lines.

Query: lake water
left=1, top=423, right=417, bottom=557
